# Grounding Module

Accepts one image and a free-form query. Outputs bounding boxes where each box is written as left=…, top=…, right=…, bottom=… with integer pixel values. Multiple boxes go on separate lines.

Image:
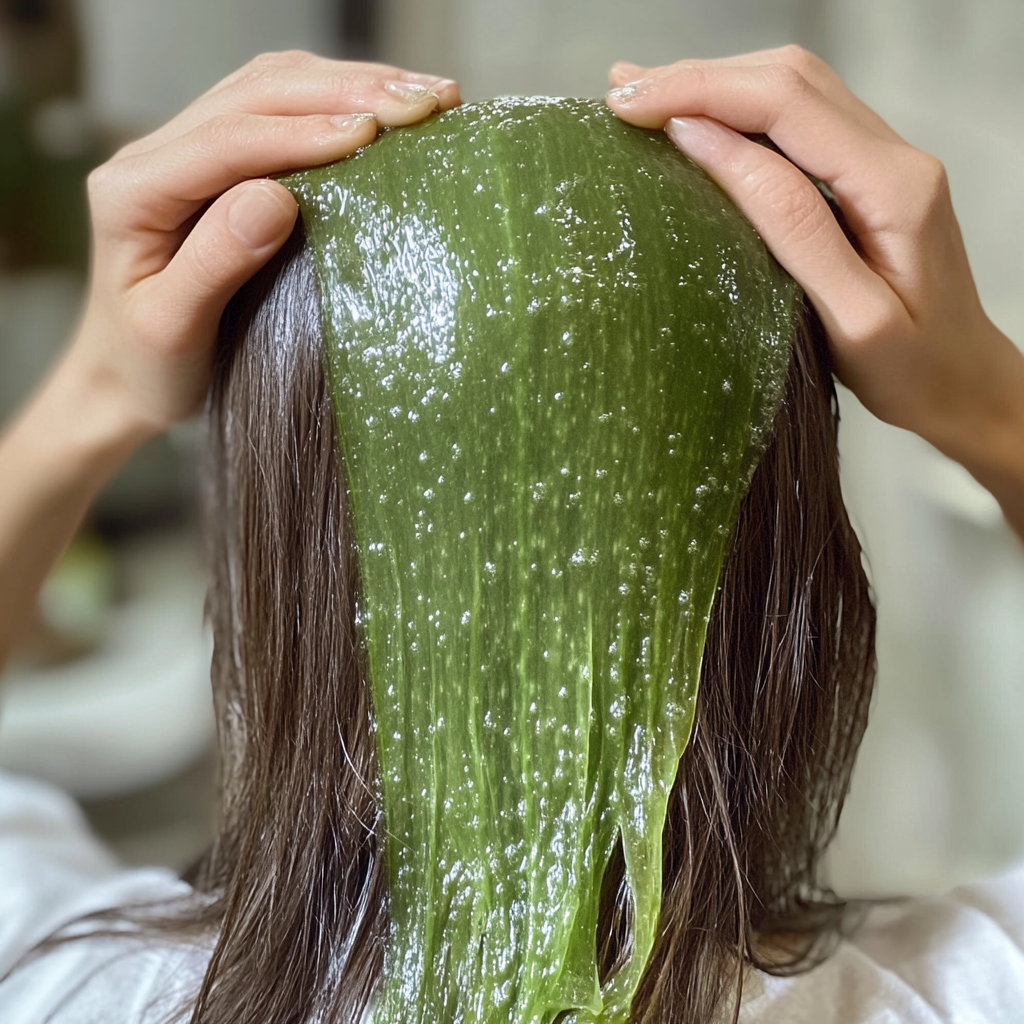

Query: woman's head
left=293, top=98, right=805, bottom=1023
left=197, top=99, right=874, bottom=1024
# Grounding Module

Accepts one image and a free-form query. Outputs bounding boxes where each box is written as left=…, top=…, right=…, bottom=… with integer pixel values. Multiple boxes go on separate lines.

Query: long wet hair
left=185, top=221, right=876, bottom=1023
left=27, top=220, right=876, bottom=1023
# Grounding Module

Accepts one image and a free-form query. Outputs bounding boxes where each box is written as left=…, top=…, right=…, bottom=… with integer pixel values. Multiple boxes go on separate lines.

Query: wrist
left=8, top=344, right=156, bottom=500
left=0, top=337, right=157, bottom=673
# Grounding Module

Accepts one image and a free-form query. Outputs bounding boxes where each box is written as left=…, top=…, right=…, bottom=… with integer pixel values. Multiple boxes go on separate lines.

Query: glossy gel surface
left=286, top=98, right=796, bottom=1024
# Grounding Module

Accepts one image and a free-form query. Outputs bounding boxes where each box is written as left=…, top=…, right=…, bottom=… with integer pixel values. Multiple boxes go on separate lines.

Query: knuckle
left=240, top=61, right=282, bottom=96
left=659, top=59, right=702, bottom=90
left=247, top=48, right=312, bottom=71
left=668, top=60, right=709, bottom=95
left=246, top=52, right=277, bottom=71
left=762, top=62, right=813, bottom=105
left=897, top=149, right=950, bottom=220
left=748, top=171, right=824, bottom=243
left=85, top=155, right=155, bottom=241
left=199, top=113, right=246, bottom=155
left=914, top=151, right=949, bottom=199
left=85, top=162, right=111, bottom=198
left=270, top=48, right=316, bottom=68
left=86, top=160, right=122, bottom=205
left=236, top=50, right=315, bottom=95
left=776, top=43, right=819, bottom=74
left=321, top=69, right=377, bottom=103
left=87, top=154, right=148, bottom=217
left=762, top=44, right=839, bottom=97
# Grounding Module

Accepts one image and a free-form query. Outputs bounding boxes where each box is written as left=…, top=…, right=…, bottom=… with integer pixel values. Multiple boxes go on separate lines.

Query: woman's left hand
left=604, top=49, right=1024, bottom=539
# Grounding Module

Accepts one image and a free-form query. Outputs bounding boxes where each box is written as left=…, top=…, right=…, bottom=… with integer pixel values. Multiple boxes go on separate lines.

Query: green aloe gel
left=286, top=98, right=796, bottom=1024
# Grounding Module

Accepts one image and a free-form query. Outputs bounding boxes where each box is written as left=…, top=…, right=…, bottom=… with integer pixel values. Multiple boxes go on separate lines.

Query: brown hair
left=26, top=219, right=875, bottom=1023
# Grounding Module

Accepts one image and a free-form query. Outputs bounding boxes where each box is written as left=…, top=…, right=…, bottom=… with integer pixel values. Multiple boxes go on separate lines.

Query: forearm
left=0, top=348, right=149, bottom=673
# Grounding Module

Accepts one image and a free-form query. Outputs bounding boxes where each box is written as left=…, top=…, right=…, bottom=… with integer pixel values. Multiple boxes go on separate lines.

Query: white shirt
left=0, top=769, right=1021, bottom=1023
left=0, top=771, right=208, bottom=1023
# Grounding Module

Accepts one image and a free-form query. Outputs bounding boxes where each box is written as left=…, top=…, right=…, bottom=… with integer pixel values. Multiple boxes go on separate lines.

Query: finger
left=202, top=50, right=448, bottom=110
left=663, top=115, right=901, bottom=359
left=694, top=47, right=877, bottom=125
left=608, top=49, right=900, bottom=148
left=394, top=69, right=461, bottom=111
left=123, top=57, right=452, bottom=156
left=152, top=179, right=298, bottom=346
left=606, top=62, right=900, bottom=201
left=641, top=48, right=872, bottom=125
left=609, top=61, right=650, bottom=87
left=100, top=112, right=378, bottom=240
left=210, top=65, right=446, bottom=125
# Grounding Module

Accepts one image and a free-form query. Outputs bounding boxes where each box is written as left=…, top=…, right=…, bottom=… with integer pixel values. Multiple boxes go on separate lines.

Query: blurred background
left=1, top=0, right=1022, bottom=895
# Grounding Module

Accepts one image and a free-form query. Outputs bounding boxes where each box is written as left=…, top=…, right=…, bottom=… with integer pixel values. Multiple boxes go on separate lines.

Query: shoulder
left=741, top=865, right=1024, bottom=1023
left=0, top=770, right=207, bottom=1021
left=0, top=937, right=209, bottom=1024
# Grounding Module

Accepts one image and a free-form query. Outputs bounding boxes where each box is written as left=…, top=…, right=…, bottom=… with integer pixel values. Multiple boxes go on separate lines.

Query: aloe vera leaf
left=286, top=97, right=796, bottom=1024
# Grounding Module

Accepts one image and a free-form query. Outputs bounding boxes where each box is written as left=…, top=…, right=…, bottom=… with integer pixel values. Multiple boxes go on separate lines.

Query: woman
left=0, top=46, right=1022, bottom=1023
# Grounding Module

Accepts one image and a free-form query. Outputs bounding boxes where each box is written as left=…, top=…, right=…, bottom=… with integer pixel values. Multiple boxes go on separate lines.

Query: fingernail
left=608, top=80, right=644, bottom=103
left=227, top=182, right=292, bottom=249
left=384, top=80, right=439, bottom=104
left=665, top=116, right=728, bottom=160
left=401, top=72, right=457, bottom=90
left=330, top=112, right=376, bottom=132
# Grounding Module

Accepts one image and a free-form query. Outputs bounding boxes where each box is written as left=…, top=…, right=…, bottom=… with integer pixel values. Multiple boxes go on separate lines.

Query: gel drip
left=286, top=97, right=796, bottom=1024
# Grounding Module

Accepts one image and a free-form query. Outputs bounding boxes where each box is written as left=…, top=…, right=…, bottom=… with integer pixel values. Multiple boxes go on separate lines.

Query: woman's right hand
left=0, top=53, right=460, bottom=673
left=605, top=47, right=1024, bottom=532
left=72, top=52, right=459, bottom=442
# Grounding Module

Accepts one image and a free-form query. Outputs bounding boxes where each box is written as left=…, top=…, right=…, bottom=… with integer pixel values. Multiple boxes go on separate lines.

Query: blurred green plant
left=0, top=94, right=102, bottom=270
left=1, top=0, right=103, bottom=270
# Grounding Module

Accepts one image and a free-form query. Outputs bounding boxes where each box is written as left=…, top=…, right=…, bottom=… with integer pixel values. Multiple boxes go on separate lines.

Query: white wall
left=76, top=0, right=335, bottom=130
left=827, top=0, right=1024, bottom=345
left=386, top=0, right=826, bottom=99
left=823, top=0, right=1024, bottom=895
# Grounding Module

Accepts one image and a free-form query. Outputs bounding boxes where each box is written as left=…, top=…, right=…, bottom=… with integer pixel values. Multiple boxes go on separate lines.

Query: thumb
left=162, top=179, right=298, bottom=332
